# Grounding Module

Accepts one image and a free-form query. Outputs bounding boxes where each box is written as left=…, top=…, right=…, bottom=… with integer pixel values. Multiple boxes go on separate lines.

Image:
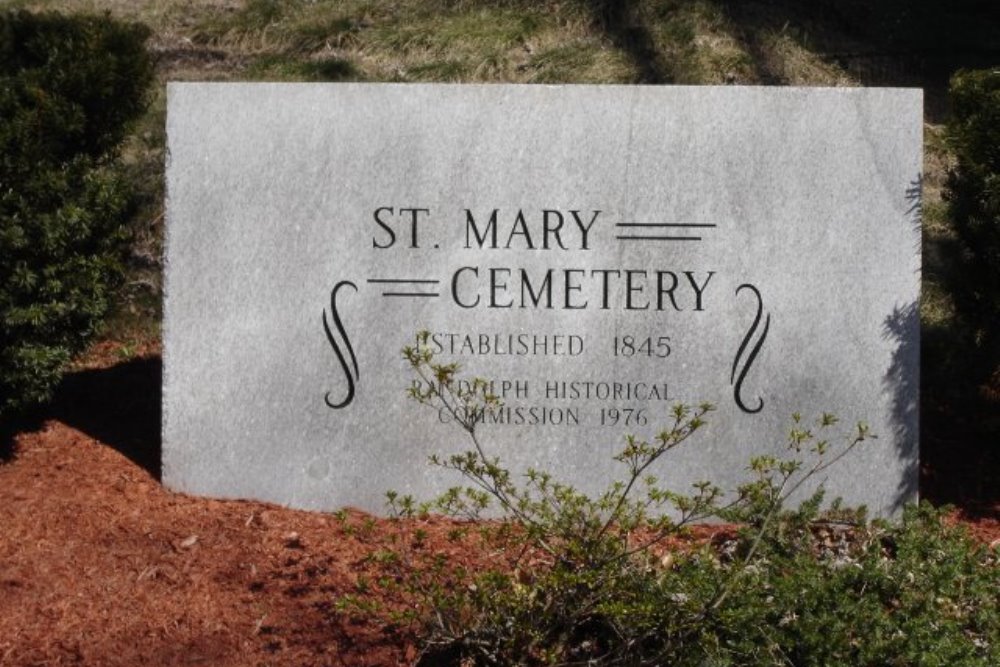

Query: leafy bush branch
left=337, top=332, right=998, bottom=666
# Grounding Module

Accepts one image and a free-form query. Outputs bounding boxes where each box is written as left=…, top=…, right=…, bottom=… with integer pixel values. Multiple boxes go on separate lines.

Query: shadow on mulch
left=0, top=427, right=15, bottom=463
left=922, top=422, right=1000, bottom=521
left=55, top=356, right=163, bottom=480
left=1, top=356, right=162, bottom=480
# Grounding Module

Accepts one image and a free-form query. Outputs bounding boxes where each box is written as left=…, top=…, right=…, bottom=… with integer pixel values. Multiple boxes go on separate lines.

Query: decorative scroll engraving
left=323, top=281, right=359, bottom=409
left=731, top=284, right=770, bottom=414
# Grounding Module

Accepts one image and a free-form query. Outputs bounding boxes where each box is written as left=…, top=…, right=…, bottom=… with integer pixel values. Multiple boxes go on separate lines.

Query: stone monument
left=164, top=83, right=921, bottom=515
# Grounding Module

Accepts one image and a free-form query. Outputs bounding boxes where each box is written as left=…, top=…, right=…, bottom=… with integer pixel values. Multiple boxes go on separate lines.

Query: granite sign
left=164, top=83, right=921, bottom=516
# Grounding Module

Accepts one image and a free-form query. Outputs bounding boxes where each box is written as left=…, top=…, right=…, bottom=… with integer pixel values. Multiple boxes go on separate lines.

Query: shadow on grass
left=580, top=0, right=672, bottom=83
left=714, top=0, right=1000, bottom=120
left=0, top=356, right=162, bottom=480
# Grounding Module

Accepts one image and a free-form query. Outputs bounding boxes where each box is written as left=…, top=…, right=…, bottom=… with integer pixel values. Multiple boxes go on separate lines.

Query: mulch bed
left=1, top=348, right=998, bottom=666
left=0, top=418, right=420, bottom=666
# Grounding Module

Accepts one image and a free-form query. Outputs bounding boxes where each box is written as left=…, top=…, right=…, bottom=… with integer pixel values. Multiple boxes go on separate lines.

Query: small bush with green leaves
left=337, top=332, right=999, bottom=666
left=0, top=10, right=153, bottom=419
left=699, top=503, right=999, bottom=667
left=943, top=68, right=1000, bottom=393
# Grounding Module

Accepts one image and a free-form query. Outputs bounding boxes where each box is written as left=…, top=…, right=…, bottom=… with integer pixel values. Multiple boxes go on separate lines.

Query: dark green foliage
left=0, top=11, right=154, bottom=419
left=943, top=68, right=1000, bottom=389
left=0, top=11, right=153, bottom=164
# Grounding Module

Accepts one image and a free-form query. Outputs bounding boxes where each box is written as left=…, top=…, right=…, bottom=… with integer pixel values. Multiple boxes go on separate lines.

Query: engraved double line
left=366, top=278, right=440, bottom=298
left=615, top=222, right=717, bottom=242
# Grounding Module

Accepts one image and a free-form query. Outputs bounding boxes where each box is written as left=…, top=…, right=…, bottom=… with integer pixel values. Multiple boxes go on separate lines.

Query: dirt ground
left=1, top=348, right=998, bottom=666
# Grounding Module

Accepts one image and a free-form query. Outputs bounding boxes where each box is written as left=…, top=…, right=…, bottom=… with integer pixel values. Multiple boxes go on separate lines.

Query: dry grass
left=10, top=0, right=866, bottom=86
left=751, top=29, right=856, bottom=86
left=920, top=122, right=957, bottom=332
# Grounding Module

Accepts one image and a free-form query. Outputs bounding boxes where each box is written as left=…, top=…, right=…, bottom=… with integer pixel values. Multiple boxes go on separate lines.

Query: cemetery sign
left=164, top=83, right=921, bottom=515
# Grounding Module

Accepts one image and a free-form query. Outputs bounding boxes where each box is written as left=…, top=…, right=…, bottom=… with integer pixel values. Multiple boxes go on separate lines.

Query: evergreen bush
left=0, top=10, right=153, bottom=419
left=943, top=68, right=1000, bottom=395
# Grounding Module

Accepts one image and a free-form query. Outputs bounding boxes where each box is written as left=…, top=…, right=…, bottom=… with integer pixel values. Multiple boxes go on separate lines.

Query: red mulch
left=0, top=419, right=419, bottom=666
left=1, top=349, right=998, bottom=666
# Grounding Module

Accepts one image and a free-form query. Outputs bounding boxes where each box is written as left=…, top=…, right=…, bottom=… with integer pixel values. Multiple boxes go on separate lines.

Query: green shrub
left=339, top=334, right=999, bottom=666
left=0, top=10, right=153, bottom=419
left=691, top=504, right=999, bottom=667
left=943, top=68, right=1000, bottom=392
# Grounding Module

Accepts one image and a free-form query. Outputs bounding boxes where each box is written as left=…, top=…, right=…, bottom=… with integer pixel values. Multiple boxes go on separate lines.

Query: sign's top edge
left=165, top=81, right=923, bottom=95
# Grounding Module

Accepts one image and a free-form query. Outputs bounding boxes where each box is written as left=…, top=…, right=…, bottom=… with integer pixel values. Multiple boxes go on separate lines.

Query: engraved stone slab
left=164, top=83, right=921, bottom=516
